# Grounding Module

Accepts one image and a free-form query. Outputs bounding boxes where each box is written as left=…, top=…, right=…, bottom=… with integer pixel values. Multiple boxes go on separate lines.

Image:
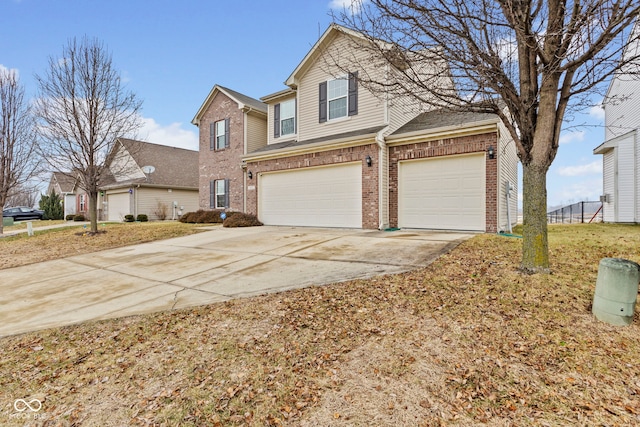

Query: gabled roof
left=391, top=109, right=499, bottom=136
left=191, top=84, right=267, bottom=126
left=102, top=138, right=199, bottom=189
left=50, top=172, right=77, bottom=193
left=284, top=23, right=370, bottom=88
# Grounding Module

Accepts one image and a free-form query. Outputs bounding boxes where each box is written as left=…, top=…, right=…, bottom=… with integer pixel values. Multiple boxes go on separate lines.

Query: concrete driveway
left=0, top=226, right=472, bottom=337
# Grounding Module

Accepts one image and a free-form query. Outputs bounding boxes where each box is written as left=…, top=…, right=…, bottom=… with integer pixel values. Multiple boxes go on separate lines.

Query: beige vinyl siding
left=266, top=95, right=297, bottom=145
left=246, top=112, right=267, bottom=153
left=135, top=188, right=199, bottom=220
left=498, top=122, right=519, bottom=231
left=296, top=32, right=385, bottom=142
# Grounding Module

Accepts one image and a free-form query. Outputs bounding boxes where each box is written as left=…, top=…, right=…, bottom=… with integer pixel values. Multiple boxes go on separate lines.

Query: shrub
left=154, top=201, right=168, bottom=220
left=73, top=214, right=85, bottom=222
left=179, top=209, right=232, bottom=224
left=223, top=212, right=262, bottom=228
left=39, top=190, right=64, bottom=220
left=123, top=214, right=135, bottom=222
left=136, top=214, right=149, bottom=222
left=66, top=214, right=76, bottom=221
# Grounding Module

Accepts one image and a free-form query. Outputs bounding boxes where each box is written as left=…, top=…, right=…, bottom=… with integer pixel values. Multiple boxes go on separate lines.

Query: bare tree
left=5, top=183, right=39, bottom=209
left=35, top=37, right=143, bottom=233
left=0, top=69, right=39, bottom=234
left=332, top=0, right=640, bottom=272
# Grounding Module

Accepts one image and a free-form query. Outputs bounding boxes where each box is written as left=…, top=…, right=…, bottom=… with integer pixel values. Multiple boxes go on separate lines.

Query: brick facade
left=246, top=143, right=380, bottom=229
left=388, top=132, right=499, bottom=232
left=198, top=92, right=246, bottom=211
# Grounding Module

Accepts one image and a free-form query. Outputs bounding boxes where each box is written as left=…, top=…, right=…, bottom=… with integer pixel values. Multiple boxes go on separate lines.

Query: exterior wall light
left=487, top=146, right=495, bottom=159
left=248, top=171, right=253, bottom=179
left=365, top=155, right=372, bottom=167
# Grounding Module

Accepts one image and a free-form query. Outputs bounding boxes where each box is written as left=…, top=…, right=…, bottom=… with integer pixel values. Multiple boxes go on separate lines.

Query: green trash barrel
left=592, top=258, right=640, bottom=326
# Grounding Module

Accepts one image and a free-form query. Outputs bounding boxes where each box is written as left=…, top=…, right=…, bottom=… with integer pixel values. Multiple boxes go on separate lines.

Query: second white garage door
left=259, top=163, right=362, bottom=228
left=399, top=154, right=485, bottom=231
left=107, top=192, right=131, bottom=222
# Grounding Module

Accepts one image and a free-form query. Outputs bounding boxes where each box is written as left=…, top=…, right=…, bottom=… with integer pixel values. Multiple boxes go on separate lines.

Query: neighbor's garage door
left=398, top=154, right=485, bottom=231
left=259, top=163, right=362, bottom=228
left=107, top=192, right=131, bottom=221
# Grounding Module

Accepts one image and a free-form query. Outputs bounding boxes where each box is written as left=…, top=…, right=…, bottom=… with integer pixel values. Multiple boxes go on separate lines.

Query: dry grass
left=0, top=221, right=204, bottom=269
left=0, top=223, right=639, bottom=426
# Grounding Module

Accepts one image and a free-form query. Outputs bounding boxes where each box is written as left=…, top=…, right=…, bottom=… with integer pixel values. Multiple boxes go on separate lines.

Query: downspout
left=376, top=126, right=390, bottom=230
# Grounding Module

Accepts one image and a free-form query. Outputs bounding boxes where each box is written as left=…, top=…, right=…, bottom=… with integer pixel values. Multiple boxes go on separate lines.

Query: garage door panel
left=108, top=193, right=130, bottom=222
left=259, top=163, right=362, bottom=228
left=399, top=154, right=485, bottom=231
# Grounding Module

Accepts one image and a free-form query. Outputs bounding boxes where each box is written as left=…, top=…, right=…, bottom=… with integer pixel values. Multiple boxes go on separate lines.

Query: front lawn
left=0, top=223, right=638, bottom=426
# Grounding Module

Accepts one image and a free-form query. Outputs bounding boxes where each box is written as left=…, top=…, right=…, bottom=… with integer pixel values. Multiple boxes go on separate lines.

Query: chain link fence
left=547, top=201, right=603, bottom=224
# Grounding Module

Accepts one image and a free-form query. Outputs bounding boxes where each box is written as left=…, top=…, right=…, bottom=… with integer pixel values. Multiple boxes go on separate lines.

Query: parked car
left=2, top=207, right=45, bottom=221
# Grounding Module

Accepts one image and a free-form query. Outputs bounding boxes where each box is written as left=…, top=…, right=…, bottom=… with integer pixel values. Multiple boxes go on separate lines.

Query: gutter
left=386, top=120, right=499, bottom=146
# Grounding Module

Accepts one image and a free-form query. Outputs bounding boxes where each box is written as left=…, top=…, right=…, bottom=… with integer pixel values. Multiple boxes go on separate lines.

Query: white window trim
left=215, top=179, right=226, bottom=209
left=215, top=120, right=226, bottom=150
left=327, top=76, right=348, bottom=121
left=280, top=99, right=296, bottom=136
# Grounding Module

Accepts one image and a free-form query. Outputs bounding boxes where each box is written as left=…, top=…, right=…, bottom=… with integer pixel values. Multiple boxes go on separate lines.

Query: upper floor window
left=274, top=99, right=296, bottom=138
left=319, top=71, right=358, bottom=123
left=210, top=119, right=230, bottom=150
left=328, top=78, right=348, bottom=120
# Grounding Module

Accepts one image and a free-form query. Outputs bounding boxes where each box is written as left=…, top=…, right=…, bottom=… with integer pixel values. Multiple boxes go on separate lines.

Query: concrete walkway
left=0, top=226, right=472, bottom=337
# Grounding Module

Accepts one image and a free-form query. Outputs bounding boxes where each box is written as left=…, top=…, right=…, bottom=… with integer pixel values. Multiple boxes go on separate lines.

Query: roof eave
left=386, top=119, right=500, bottom=145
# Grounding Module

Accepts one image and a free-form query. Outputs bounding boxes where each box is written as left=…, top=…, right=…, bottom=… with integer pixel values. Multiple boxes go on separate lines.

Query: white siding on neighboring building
left=603, top=150, right=615, bottom=222
left=617, top=134, right=636, bottom=222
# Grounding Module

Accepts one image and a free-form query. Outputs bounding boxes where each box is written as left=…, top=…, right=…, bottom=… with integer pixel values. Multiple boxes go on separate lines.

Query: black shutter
left=294, top=98, right=297, bottom=133
left=224, top=179, right=230, bottom=209
left=225, top=118, right=230, bottom=148
left=274, top=103, right=280, bottom=138
left=319, top=81, right=327, bottom=123
left=209, top=123, right=215, bottom=150
left=348, top=71, right=358, bottom=116
left=209, top=181, right=215, bottom=208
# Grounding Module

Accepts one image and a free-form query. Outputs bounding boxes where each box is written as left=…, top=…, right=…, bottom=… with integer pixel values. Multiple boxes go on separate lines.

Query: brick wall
left=388, top=132, right=498, bottom=232
left=246, top=143, right=379, bottom=229
left=198, top=92, right=246, bottom=211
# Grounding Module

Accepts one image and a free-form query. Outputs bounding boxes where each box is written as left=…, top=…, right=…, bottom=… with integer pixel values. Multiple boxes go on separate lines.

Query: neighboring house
left=47, top=172, right=78, bottom=218
left=100, top=138, right=199, bottom=221
left=193, top=24, right=519, bottom=232
left=593, top=24, right=640, bottom=223
left=191, top=85, right=267, bottom=212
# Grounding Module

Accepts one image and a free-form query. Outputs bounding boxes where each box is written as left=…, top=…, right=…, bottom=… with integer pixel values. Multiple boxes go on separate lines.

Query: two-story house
left=593, top=23, right=640, bottom=223
left=193, top=24, right=518, bottom=232
left=191, top=85, right=267, bottom=212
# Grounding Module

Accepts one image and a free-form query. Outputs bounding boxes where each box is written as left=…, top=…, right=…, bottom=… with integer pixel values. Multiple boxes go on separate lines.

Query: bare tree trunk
left=521, top=163, right=550, bottom=272
left=89, top=191, right=98, bottom=233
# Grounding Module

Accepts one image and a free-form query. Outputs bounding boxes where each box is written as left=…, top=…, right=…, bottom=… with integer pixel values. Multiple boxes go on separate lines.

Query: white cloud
left=559, top=130, right=585, bottom=145
left=328, top=0, right=368, bottom=14
left=557, top=161, right=602, bottom=177
left=589, top=103, right=605, bottom=121
left=138, top=117, right=198, bottom=151
left=0, top=64, right=19, bottom=78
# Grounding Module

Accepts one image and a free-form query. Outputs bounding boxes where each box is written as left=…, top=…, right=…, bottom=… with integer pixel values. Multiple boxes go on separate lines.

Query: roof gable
left=192, top=85, right=266, bottom=126
left=105, top=138, right=199, bottom=188
left=284, top=24, right=369, bottom=88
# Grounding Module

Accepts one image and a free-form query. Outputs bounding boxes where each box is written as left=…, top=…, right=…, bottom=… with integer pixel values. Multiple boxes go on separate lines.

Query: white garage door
left=108, top=192, right=131, bottom=221
left=399, top=154, right=485, bottom=231
left=259, top=163, right=362, bottom=228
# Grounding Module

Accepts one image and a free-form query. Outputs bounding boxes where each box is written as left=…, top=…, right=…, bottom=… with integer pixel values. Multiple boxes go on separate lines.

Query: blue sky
left=1, top=0, right=606, bottom=208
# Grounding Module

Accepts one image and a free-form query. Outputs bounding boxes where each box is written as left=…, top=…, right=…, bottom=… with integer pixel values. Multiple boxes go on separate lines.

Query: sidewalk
left=1, top=221, right=92, bottom=237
